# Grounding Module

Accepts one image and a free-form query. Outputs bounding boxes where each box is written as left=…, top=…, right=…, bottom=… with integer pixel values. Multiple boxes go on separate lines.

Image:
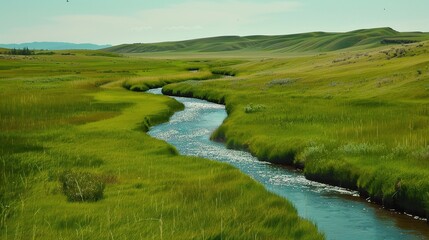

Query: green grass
left=162, top=40, right=429, bottom=218
left=3, top=30, right=429, bottom=238
left=0, top=52, right=323, bottom=239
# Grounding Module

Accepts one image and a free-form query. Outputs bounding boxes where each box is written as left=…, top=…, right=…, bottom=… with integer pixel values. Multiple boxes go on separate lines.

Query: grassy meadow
left=0, top=52, right=323, bottom=239
left=2, top=27, right=429, bottom=239
left=159, top=40, right=429, bottom=218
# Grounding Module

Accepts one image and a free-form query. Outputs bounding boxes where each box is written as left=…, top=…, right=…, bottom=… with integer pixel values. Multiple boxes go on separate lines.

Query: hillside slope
left=105, top=27, right=429, bottom=53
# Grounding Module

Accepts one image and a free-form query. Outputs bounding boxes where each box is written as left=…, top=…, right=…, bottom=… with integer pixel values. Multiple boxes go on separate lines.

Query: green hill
left=105, top=27, right=429, bottom=53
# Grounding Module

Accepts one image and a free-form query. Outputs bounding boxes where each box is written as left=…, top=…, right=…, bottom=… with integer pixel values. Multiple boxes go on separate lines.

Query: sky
left=1, top=0, right=429, bottom=45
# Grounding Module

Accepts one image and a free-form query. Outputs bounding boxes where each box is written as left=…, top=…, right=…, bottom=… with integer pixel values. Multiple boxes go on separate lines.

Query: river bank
left=159, top=42, right=429, bottom=222
left=149, top=88, right=429, bottom=239
left=0, top=52, right=324, bottom=239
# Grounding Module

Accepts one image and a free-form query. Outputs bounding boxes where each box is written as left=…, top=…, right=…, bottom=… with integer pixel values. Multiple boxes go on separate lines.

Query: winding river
left=147, top=88, right=429, bottom=240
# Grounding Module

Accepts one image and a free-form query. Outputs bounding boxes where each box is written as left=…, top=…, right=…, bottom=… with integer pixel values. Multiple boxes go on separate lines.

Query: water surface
left=147, top=88, right=428, bottom=240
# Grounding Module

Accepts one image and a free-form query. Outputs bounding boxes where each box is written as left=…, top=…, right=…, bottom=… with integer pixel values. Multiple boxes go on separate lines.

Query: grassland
left=158, top=40, right=429, bottom=219
left=2, top=27, right=429, bottom=239
left=0, top=52, right=324, bottom=239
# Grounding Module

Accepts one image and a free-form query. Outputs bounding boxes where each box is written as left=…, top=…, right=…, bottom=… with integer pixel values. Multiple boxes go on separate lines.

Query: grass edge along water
left=160, top=39, right=429, bottom=221
left=0, top=52, right=324, bottom=239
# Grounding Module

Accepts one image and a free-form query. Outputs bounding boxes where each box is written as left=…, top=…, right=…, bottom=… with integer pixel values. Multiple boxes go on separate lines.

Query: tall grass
left=0, top=51, right=323, bottom=239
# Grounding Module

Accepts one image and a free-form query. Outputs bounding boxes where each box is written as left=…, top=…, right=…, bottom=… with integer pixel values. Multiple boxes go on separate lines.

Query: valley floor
left=1, top=38, right=429, bottom=238
left=0, top=52, right=323, bottom=239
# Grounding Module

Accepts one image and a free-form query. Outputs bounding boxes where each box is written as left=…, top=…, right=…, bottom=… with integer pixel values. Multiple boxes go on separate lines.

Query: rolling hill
left=105, top=27, right=429, bottom=53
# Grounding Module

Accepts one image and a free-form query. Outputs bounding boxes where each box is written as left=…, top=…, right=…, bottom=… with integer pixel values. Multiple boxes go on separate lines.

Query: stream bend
left=147, top=88, right=428, bottom=240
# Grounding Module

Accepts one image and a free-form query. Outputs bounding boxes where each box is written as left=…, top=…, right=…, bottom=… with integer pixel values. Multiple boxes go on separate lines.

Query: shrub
left=36, top=51, right=55, bottom=55
left=59, top=170, right=105, bottom=202
left=8, top=47, right=34, bottom=55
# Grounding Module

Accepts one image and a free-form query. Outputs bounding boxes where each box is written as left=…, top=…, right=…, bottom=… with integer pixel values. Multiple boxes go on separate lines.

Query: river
left=147, top=88, right=429, bottom=240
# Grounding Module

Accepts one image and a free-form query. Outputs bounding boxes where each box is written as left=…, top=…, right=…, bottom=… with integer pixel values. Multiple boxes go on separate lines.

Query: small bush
left=36, top=51, right=55, bottom=55
left=59, top=170, right=105, bottom=202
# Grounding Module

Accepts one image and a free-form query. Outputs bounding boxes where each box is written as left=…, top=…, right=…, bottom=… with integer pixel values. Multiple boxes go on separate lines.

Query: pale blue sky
left=1, top=0, right=429, bottom=45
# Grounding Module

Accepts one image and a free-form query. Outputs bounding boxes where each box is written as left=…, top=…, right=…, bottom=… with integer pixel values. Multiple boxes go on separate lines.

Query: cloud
left=133, top=0, right=300, bottom=37
left=139, top=1, right=299, bottom=25
left=164, top=25, right=203, bottom=31
left=4, top=1, right=300, bottom=44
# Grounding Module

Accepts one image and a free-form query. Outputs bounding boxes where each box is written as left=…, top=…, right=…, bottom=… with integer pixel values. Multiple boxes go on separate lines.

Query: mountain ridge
left=105, top=27, right=429, bottom=53
left=0, top=42, right=111, bottom=50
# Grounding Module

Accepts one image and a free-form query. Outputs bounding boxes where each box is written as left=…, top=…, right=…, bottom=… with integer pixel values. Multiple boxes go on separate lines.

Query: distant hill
left=105, top=27, right=429, bottom=53
left=0, top=42, right=111, bottom=50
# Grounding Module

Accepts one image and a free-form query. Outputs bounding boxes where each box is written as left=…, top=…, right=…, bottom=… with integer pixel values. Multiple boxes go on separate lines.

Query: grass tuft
left=59, top=170, right=105, bottom=202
